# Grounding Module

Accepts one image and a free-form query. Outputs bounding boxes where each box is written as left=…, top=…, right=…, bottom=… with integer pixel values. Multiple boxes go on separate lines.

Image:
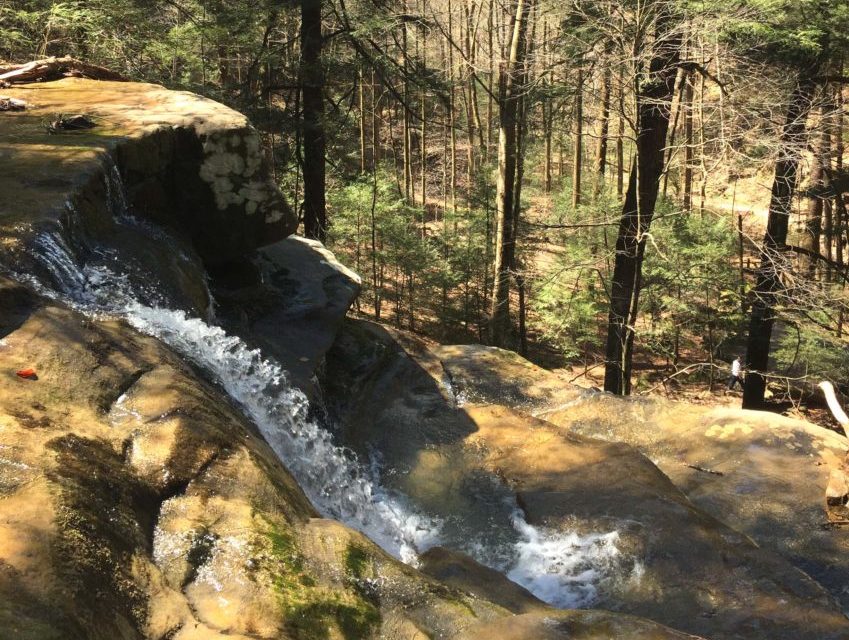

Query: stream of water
left=13, top=172, right=631, bottom=608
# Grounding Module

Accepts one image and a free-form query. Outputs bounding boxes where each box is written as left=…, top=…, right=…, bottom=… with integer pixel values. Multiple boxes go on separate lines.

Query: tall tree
left=490, top=0, right=532, bottom=346
left=743, top=75, right=819, bottom=406
left=594, top=66, right=611, bottom=196
left=603, top=3, right=682, bottom=395
left=734, top=0, right=849, bottom=407
left=301, top=0, right=326, bottom=241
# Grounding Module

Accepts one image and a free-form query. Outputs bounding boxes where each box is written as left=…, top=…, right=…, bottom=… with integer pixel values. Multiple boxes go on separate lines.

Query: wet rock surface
left=321, top=318, right=849, bottom=639
left=538, top=389, right=849, bottom=616
left=0, top=280, right=706, bottom=639
left=0, top=78, right=296, bottom=289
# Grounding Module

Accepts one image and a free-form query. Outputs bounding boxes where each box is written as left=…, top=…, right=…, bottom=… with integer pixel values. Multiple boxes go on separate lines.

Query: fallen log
left=0, top=56, right=126, bottom=85
left=820, top=381, right=849, bottom=523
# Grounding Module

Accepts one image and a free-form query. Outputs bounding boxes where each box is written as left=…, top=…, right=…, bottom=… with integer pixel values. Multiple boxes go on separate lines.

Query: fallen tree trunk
left=820, top=381, right=849, bottom=522
left=0, top=57, right=126, bottom=85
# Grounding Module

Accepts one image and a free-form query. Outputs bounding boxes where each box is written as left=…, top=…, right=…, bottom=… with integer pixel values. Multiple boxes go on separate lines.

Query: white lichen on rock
left=199, top=129, right=278, bottom=218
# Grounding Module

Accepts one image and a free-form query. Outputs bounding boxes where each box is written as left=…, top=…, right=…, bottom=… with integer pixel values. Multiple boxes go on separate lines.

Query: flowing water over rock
left=11, top=171, right=629, bottom=608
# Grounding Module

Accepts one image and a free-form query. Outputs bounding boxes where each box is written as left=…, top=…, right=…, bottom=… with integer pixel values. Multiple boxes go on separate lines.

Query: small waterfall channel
left=10, top=165, right=629, bottom=609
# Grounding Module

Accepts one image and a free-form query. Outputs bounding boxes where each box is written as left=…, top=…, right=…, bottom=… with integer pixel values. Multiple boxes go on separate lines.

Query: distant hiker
left=726, top=356, right=743, bottom=393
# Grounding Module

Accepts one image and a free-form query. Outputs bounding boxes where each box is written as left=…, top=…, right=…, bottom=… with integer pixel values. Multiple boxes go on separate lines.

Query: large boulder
left=0, top=78, right=297, bottom=311
left=320, top=319, right=849, bottom=639
left=212, top=236, right=361, bottom=394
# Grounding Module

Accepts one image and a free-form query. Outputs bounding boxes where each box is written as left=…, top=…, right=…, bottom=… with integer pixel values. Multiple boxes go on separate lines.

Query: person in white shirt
left=726, top=356, right=743, bottom=392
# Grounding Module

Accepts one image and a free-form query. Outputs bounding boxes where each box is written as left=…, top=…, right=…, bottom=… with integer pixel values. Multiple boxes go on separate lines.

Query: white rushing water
left=15, top=177, right=631, bottom=607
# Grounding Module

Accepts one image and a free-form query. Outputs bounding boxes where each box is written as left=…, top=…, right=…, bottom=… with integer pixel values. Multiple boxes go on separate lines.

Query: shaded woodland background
left=3, top=0, right=849, bottom=419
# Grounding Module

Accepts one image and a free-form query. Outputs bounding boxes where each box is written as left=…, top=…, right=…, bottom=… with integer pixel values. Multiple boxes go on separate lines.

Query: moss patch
left=344, top=543, right=370, bottom=580
left=262, top=520, right=381, bottom=640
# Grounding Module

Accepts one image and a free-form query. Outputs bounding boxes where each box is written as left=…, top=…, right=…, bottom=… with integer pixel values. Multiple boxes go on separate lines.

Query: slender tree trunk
left=371, top=70, right=381, bottom=166
left=743, top=75, right=818, bottom=408
left=662, top=68, right=686, bottom=198
left=486, top=0, right=494, bottom=161
left=511, top=20, right=532, bottom=356
left=448, top=0, right=458, bottom=212
left=402, top=1, right=412, bottom=202
left=697, top=70, right=708, bottom=215
left=301, top=0, right=326, bottom=241
left=603, top=17, right=682, bottom=396
left=616, top=70, right=625, bottom=197
left=542, top=20, right=552, bottom=193
left=682, top=73, right=694, bottom=212
left=801, top=104, right=830, bottom=276
left=594, top=67, right=611, bottom=197
left=420, top=16, right=428, bottom=210
left=836, top=78, right=845, bottom=281
left=572, top=66, right=583, bottom=208
left=359, top=67, right=367, bottom=173
left=489, top=0, right=531, bottom=346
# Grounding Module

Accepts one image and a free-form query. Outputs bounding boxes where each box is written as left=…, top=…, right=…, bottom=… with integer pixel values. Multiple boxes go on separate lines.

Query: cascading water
left=10, top=165, right=633, bottom=608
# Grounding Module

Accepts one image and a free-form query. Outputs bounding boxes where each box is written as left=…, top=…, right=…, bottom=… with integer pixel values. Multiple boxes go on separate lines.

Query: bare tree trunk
left=616, top=70, right=625, bottom=197
left=572, top=66, right=584, bottom=208
left=448, top=0, right=458, bottom=212
left=359, top=68, right=367, bottom=173
left=594, top=67, right=611, bottom=197
left=683, top=73, right=694, bottom=213
left=486, top=0, right=495, bottom=161
left=420, top=10, right=428, bottom=210
left=662, top=68, right=685, bottom=199
left=801, top=104, right=830, bottom=276
left=402, top=1, right=412, bottom=202
left=371, top=69, right=381, bottom=166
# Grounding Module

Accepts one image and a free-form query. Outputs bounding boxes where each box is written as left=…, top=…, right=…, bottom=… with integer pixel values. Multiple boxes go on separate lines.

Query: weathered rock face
left=457, top=610, right=701, bottom=640
left=539, top=393, right=849, bottom=617
left=409, top=339, right=849, bottom=615
left=0, top=279, right=499, bottom=639
left=0, top=279, right=707, bottom=640
left=212, top=236, right=361, bottom=394
left=0, top=78, right=297, bottom=307
left=320, top=318, right=849, bottom=639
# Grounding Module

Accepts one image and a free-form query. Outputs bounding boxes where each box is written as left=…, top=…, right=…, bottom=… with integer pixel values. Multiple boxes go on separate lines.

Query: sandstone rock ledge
left=0, top=278, right=702, bottom=639
left=0, top=78, right=297, bottom=286
left=321, top=319, right=849, bottom=640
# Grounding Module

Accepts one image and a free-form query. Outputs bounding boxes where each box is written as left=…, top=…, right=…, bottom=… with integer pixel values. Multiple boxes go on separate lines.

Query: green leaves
left=712, top=0, right=849, bottom=70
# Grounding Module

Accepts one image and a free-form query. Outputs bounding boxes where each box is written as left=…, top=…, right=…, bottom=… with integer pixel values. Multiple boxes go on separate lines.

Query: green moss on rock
left=262, top=520, right=382, bottom=640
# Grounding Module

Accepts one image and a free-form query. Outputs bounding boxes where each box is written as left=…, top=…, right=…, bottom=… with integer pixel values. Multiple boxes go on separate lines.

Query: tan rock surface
left=539, top=392, right=849, bottom=613
left=0, top=281, right=503, bottom=639
left=457, top=610, right=703, bottom=640
left=0, top=78, right=296, bottom=282
left=0, top=279, right=699, bottom=639
left=321, top=319, right=849, bottom=639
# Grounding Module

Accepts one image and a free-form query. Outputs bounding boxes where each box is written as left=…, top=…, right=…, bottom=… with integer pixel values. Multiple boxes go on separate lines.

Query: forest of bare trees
left=5, top=0, right=849, bottom=416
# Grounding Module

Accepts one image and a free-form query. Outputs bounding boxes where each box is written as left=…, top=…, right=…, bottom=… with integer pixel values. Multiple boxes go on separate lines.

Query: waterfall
left=9, top=166, right=633, bottom=608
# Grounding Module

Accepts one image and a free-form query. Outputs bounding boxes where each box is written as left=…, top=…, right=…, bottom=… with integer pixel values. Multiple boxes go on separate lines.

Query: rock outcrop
left=212, top=236, right=362, bottom=394
left=0, top=78, right=297, bottom=315
left=321, top=319, right=849, bottom=639
left=0, top=280, right=711, bottom=640
left=0, top=279, right=500, bottom=639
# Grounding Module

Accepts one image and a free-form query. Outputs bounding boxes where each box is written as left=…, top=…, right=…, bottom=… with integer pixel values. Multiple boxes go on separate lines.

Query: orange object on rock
left=16, top=368, right=37, bottom=379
